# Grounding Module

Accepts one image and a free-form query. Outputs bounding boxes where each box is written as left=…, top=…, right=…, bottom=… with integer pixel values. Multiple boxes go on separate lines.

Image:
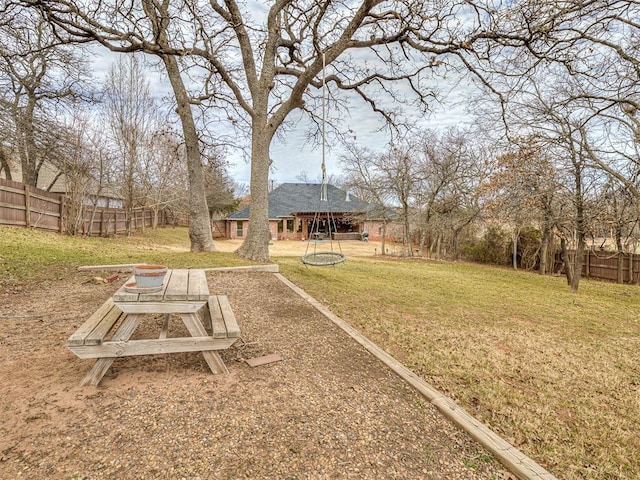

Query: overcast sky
left=91, top=41, right=476, bottom=190
left=259, top=90, right=473, bottom=187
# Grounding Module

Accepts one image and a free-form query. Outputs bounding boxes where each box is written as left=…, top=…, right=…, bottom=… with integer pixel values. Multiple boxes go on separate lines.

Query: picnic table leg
left=80, top=314, right=143, bottom=386
left=159, top=314, right=170, bottom=340
left=180, top=312, right=228, bottom=374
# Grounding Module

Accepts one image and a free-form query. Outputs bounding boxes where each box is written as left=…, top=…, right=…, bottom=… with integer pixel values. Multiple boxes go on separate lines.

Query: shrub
left=512, top=226, right=542, bottom=270
left=462, top=227, right=510, bottom=265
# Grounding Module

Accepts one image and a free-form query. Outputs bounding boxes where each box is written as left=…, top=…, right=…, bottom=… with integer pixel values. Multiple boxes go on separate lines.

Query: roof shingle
left=227, top=183, right=372, bottom=220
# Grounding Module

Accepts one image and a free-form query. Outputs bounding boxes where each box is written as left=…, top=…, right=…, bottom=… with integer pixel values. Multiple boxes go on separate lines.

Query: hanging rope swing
left=301, top=193, right=346, bottom=266
left=301, top=53, right=346, bottom=267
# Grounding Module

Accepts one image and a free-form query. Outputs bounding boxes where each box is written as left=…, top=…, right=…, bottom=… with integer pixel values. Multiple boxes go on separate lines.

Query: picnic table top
left=113, top=269, right=210, bottom=303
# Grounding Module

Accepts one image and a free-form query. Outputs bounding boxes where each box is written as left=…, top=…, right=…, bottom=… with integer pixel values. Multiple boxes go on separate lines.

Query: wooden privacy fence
left=0, top=178, right=155, bottom=235
left=554, top=249, right=640, bottom=284
left=81, top=207, right=154, bottom=236
left=1, top=178, right=63, bottom=232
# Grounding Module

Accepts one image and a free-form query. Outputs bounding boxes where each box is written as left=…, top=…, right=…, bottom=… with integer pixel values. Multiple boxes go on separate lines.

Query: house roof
left=227, top=182, right=373, bottom=220
left=2, top=149, right=123, bottom=199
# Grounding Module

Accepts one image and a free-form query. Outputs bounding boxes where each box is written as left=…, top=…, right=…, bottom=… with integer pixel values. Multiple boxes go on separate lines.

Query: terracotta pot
left=133, top=264, right=168, bottom=288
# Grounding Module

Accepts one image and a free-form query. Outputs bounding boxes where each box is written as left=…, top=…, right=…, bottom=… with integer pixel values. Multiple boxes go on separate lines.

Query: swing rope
left=301, top=52, right=346, bottom=267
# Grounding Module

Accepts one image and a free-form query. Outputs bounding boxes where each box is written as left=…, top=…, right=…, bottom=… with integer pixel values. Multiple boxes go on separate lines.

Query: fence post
left=24, top=185, right=31, bottom=228
left=585, top=249, right=590, bottom=277
left=59, top=195, right=65, bottom=234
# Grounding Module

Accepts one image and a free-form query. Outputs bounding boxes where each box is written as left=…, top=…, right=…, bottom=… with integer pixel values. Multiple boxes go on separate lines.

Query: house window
left=278, top=220, right=283, bottom=233
left=286, top=219, right=294, bottom=233
left=236, top=221, right=244, bottom=237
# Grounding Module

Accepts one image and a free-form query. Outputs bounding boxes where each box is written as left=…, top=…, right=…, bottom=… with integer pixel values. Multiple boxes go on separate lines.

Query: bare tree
left=464, top=0, right=640, bottom=292
left=411, top=128, right=482, bottom=259
left=18, top=0, right=219, bottom=250
left=382, top=144, right=423, bottom=255
left=0, top=7, right=90, bottom=187
left=485, top=138, right=561, bottom=274
left=598, top=178, right=639, bottom=283
left=57, top=107, right=94, bottom=234
left=140, top=128, right=190, bottom=230
left=103, top=55, right=160, bottom=236
left=340, top=143, right=394, bottom=255
left=84, top=125, right=119, bottom=236
left=203, top=152, right=239, bottom=217
left=24, top=0, right=537, bottom=261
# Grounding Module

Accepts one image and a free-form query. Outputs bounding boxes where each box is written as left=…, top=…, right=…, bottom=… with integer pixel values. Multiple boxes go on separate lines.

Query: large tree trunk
left=161, top=54, right=214, bottom=252
left=237, top=127, right=272, bottom=262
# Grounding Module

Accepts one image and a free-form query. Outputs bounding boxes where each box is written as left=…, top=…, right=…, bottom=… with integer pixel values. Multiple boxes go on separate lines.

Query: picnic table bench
left=67, top=269, right=241, bottom=386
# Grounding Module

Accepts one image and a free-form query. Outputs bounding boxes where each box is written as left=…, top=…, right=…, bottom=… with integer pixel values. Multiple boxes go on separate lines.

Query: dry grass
left=3, top=228, right=638, bottom=479
left=273, top=248, right=640, bottom=480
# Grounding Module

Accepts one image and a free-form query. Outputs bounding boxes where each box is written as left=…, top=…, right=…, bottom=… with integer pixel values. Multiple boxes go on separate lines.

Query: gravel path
left=0, top=270, right=507, bottom=479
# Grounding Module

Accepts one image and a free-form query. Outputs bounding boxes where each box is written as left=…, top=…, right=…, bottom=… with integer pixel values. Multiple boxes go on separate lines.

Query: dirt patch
left=214, top=239, right=404, bottom=258
left=0, top=270, right=506, bottom=479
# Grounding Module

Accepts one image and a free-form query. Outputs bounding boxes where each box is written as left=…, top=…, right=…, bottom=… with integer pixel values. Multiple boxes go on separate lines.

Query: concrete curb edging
left=274, top=272, right=556, bottom=480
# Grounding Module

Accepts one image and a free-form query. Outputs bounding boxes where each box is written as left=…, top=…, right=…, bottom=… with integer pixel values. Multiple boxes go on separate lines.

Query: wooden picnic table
left=67, top=269, right=241, bottom=386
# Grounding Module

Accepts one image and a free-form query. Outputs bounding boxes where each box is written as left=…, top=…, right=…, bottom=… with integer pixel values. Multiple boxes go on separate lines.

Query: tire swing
left=301, top=53, right=346, bottom=268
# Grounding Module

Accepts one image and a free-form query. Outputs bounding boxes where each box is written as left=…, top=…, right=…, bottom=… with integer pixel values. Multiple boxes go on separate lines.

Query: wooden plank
left=112, top=274, right=170, bottom=302
left=159, top=314, right=170, bottom=340
left=188, top=269, right=210, bottom=300
left=112, top=275, right=139, bottom=302
left=69, top=337, right=237, bottom=359
left=67, top=299, right=119, bottom=346
left=180, top=312, right=228, bottom=374
left=0, top=201, right=26, bottom=210
left=218, top=295, right=241, bottom=338
left=77, top=263, right=143, bottom=272
left=164, top=269, right=189, bottom=300
left=114, top=301, right=205, bottom=314
left=245, top=354, right=282, bottom=367
left=80, top=314, right=143, bottom=386
left=138, top=280, right=170, bottom=301
left=208, top=296, right=227, bottom=339
left=86, top=308, right=124, bottom=345
left=200, top=304, right=212, bottom=333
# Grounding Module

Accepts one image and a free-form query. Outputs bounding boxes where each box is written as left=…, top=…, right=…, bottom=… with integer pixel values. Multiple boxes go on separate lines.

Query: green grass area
left=278, top=256, right=640, bottom=480
left=2, top=225, right=638, bottom=479
left=0, top=226, right=254, bottom=284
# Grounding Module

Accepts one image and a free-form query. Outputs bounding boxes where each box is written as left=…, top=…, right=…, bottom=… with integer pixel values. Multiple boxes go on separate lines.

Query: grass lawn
left=279, top=256, right=640, bottom=480
left=0, top=226, right=253, bottom=284
left=2, top=226, right=638, bottom=479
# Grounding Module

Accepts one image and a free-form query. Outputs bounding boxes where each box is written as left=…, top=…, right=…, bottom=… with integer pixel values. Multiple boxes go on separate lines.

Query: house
left=1, top=150, right=123, bottom=208
left=226, top=182, right=391, bottom=241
